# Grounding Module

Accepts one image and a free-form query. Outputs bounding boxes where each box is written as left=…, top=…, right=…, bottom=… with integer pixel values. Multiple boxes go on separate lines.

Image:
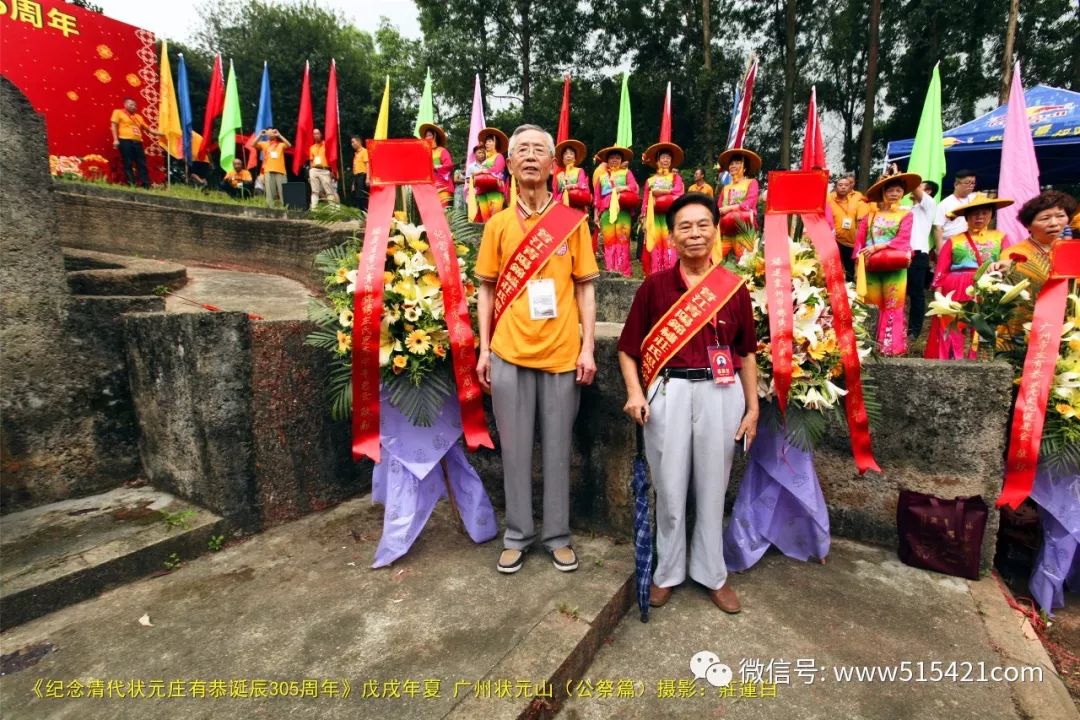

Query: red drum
left=865, top=248, right=912, bottom=272
left=472, top=173, right=501, bottom=193
left=653, top=192, right=676, bottom=215
left=567, top=187, right=591, bottom=209
left=618, top=189, right=641, bottom=212
left=719, top=209, right=755, bottom=236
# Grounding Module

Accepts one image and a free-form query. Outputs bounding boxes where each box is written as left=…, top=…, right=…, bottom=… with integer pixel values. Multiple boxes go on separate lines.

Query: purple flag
left=997, top=62, right=1041, bottom=247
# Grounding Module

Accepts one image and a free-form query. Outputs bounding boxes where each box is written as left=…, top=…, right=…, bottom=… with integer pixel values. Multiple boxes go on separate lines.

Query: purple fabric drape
left=370, top=392, right=497, bottom=568
left=1029, top=462, right=1080, bottom=615
left=724, top=422, right=830, bottom=571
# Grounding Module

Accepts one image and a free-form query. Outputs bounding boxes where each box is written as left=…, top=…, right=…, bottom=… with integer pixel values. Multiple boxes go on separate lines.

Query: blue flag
left=251, top=61, right=273, bottom=163
left=176, top=54, right=194, bottom=164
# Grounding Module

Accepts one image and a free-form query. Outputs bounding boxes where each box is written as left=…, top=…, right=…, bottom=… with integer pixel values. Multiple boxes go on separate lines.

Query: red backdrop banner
left=0, top=0, right=163, bottom=182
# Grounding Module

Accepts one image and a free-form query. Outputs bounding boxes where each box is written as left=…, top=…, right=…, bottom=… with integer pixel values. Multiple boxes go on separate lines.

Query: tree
left=857, top=0, right=881, bottom=188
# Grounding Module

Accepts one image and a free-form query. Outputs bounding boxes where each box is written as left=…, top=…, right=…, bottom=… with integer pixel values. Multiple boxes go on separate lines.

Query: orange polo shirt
left=353, top=147, right=368, bottom=175
left=689, top=181, right=714, bottom=198
left=256, top=140, right=288, bottom=175
left=224, top=169, right=252, bottom=187
left=829, top=190, right=874, bottom=247
left=309, top=142, right=328, bottom=169
left=111, top=109, right=150, bottom=141
left=475, top=204, right=600, bottom=372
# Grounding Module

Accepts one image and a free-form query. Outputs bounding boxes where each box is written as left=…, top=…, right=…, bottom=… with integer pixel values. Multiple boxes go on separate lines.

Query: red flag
left=801, top=85, right=826, bottom=170
left=556, top=75, right=570, bottom=144
left=197, top=54, right=224, bottom=162
left=324, top=59, right=340, bottom=176
left=727, top=55, right=758, bottom=149
left=292, top=60, right=314, bottom=176
left=659, top=81, right=672, bottom=143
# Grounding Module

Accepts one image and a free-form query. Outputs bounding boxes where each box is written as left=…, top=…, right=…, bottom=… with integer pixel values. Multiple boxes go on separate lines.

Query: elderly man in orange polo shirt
left=110, top=97, right=164, bottom=189
left=475, top=124, right=600, bottom=575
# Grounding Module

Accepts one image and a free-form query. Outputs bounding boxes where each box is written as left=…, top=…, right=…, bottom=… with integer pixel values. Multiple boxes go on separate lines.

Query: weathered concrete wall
left=123, top=314, right=369, bottom=530
left=1, top=78, right=163, bottom=510
left=123, top=312, right=259, bottom=530
left=54, top=184, right=353, bottom=291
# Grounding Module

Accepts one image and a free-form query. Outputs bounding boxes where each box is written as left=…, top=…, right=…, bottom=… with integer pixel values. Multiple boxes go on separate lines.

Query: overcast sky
left=94, top=0, right=422, bottom=43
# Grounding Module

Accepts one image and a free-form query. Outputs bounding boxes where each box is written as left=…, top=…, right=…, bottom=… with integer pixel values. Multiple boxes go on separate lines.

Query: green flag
left=907, top=63, right=946, bottom=199
left=218, top=60, right=243, bottom=172
left=414, top=68, right=434, bottom=138
left=616, top=72, right=632, bottom=148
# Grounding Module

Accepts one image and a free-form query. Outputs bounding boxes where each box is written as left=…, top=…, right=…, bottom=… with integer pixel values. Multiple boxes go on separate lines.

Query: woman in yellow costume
left=594, top=146, right=639, bottom=277
left=471, top=127, right=509, bottom=222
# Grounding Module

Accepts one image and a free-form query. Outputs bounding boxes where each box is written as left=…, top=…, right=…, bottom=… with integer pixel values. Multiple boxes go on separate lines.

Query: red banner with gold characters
left=351, top=139, right=493, bottom=464
left=0, top=0, right=164, bottom=182
left=999, top=241, right=1080, bottom=509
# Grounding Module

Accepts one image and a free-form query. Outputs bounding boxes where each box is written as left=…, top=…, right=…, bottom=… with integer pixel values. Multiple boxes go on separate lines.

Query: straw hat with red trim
left=864, top=172, right=922, bottom=203
left=418, top=123, right=447, bottom=147
left=597, top=145, right=633, bottom=164
left=555, top=139, right=587, bottom=165
left=946, top=195, right=1014, bottom=219
left=642, top=141, right=685, bottom=169
left=717, top=148, right=762, bottom=176
left=478, top=127, right=509, bottom=155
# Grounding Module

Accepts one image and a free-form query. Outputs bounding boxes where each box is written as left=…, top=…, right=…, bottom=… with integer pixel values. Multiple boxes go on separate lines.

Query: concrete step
left=0, top=494, right=635, bottom=719
left=0, top=486, right=226, bottom=630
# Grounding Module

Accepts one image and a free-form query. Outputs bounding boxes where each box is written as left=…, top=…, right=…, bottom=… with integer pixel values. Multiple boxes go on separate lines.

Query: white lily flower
left=345, top=269, right=358, bottom=295
left=926, top=290, right=964, bottom=317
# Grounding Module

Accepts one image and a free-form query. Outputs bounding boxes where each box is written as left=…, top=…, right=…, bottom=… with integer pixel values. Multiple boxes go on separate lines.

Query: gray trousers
left=265, top=172, right=285, bottom=207
left=645, top=377, right=744, bottom=590
left=490, top=354, right=579, bottom=551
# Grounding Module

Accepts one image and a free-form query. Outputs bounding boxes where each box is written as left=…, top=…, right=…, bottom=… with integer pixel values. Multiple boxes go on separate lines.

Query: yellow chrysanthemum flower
left=335, top=267, right=350, bottom=284
left=336, top=330, right=352, bottom=354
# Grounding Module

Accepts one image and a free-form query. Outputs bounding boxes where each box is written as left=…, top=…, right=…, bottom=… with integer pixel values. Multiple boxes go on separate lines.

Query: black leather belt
left=663, top=367, right=713, bottom=381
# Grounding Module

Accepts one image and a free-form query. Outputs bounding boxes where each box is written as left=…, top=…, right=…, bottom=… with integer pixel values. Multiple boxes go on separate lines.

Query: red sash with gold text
left=639, top=264, right=745, bottom=389
left=492, top=202, right=585, bottom=328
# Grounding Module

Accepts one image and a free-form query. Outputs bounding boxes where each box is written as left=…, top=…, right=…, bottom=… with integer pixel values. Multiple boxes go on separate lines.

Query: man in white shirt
left=933, top=170, right=980, bottom=251
left=908, top=180, right=938, bottom=339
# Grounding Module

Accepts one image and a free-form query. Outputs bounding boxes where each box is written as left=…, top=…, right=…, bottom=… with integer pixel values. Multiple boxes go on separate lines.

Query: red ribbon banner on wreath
left=351, top=139, right=494, bottom=463
left=999, top=241, right=1080, bottom=509
left=762, top=170, right=881, bottom=474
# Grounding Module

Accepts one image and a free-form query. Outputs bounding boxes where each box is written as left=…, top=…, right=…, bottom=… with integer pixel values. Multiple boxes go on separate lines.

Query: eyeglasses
left=512, top=145, right=551, bottom=159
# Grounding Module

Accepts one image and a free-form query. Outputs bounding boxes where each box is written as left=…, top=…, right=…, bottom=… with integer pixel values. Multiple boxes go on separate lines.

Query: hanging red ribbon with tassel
left=351, top=139, right=493, bottom=464
left=999, top=241, right=1080, bottom=509
left=762, top=170, right=880, bottom=474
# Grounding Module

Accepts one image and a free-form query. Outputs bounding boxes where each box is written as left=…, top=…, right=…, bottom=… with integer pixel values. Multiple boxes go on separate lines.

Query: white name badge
left=270, top=151, right=280, bottom=159
left=527, top=278, right=557, bottom=320
left=841, top=217, right=853, bottom=230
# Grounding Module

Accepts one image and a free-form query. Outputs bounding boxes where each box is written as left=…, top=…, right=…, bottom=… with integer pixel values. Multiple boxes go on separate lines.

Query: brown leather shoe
left=649, top=583, right=673, bottom=607
left=708, top=583, right=741, bottom=614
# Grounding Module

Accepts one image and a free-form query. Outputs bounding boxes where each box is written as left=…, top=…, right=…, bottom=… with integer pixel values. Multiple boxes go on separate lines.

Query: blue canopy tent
left=886, top=84, right=1080, bottom=187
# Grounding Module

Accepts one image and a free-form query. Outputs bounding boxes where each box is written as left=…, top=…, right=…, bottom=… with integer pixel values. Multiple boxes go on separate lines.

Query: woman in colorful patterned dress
left=1007, top=191, right=1077, bottom=291
left=926, top=196, right=1015, bottom=359
left=853, top=172, right=921, bottom=356
left=472, top=127, right=509, bottom=222
left=714, top=148, right=762, bottom=264
left=552, top=139, right=591, bottom=211
left=419, top=123, right=455, bottom=207
left=639, top=141, right=685, bottom=276
left=594, top=146, right=639, bottom=277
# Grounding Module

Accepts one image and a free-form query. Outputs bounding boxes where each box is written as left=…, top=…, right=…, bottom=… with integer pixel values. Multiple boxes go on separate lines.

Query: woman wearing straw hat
left=925, top=195, right=1015, bottom=360
left=853, top=172, right=921, bottom=356
left=420, top=123, right=455, bottom=207
left=594, top=146, right=640, bottom=277
left=553, top=139, right=591, bottom=211
left=714, top=148, right=762, bottom=264
left=640, top=141, right=686, bottom=276
left=472, top=127, right=509, bottom=222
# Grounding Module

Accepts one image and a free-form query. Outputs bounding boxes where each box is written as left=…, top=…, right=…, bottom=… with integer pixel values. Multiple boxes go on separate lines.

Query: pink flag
left=997, top=62, right=1040, bottom=247
left=466, top=74, right=486, bottom=162
left=801, top=85, right=826, bottom=171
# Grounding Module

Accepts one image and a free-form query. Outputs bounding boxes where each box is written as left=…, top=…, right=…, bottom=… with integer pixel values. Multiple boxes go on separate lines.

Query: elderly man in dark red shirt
left=617, top=192, right=759, bottom=614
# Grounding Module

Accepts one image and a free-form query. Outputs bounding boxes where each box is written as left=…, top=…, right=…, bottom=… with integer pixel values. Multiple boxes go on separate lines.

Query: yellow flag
left=374, top=76, right=390, bottom=140
left=156, top=41, right=184, bottom=159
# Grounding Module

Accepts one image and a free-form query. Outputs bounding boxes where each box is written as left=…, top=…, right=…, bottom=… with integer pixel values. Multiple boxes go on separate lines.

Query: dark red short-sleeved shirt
left=617, top=265, right=757, bottom=370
